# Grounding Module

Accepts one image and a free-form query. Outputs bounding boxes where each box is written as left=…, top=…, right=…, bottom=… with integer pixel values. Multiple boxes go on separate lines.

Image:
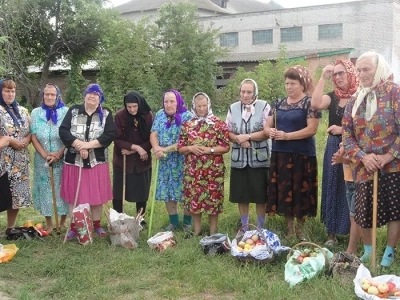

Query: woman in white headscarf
left=342, top=51, right=400, bottom=267
left=178, top=92, right=229, bottom=236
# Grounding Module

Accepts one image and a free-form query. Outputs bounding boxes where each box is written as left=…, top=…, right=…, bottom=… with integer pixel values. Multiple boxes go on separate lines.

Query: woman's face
left=333, top=63, right=349, bottom=91
left=194, top=96, right=208, bottom=118
left=126, top=103, right=139, bottom=116
left=164, top=92, right=177, bottom=115
left=43, top=86, right=57, bottom=107
left=2, top=87, right=16, bottom=105
left=85, top=92, right=100, bottom=109
left=356, top=57, right=377, bottom=88
left=240, top=83, right=255, bottom=104
left=285, top=78, right=304, bottom=99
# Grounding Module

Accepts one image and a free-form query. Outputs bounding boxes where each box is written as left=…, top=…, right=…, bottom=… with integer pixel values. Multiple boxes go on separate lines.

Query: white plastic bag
left=147, top=231, right=176, bottom=252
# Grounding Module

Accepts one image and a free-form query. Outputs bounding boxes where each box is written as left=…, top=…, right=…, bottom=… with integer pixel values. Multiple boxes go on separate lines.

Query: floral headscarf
left=351, top=53, right=393, bottom=120
left=162, top=89, right=187, bottom=128
left=287, top=65, right=314, bottom=95
left=240, top=78, right=258, bottom=120
left=84, top=83, right=105, bottom=125
left=41, top=83, right=65, bottom=124
left=332, top=59, right=359, bottom=99
left=0, top=78, right=23, bottom=127
left=191, top=92, right=214, bottom=125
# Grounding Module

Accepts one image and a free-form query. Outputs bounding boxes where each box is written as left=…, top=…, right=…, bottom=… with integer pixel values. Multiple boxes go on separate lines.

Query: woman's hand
left=361, top=153, right=380, bottom=173
left=272, top=130, right=287, bottom=140
left=135, top=146, right=148, bottom=161
left=9, top=138, right=24, bottom=150
left=121, top=149, right=135, bottom=156
left=240, top=141, right=251, bottom=148
left=321, top=65, right=334, bottom=80
left=80, top=149, right=88, bottom=160
left=234, top=134, right=249, bottom=144
left=190, top=144, right=204, bottom=156
left=376, top=153, right=394, bottom=169
left=326, top=125, right=343, bottom=135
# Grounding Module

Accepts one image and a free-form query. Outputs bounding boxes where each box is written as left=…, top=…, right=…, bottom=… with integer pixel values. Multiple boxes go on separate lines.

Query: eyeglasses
left=332, top=71, right=347, bottom=77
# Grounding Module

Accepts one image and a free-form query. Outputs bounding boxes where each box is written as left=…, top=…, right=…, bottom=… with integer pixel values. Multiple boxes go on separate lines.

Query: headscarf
left=162, top=89, right=187, bottom=128
left=40, top=83, right=65, bottom=124
left=0, top=78, right=23, bottom=128
left=332, top=59, right=359, bottom=99
left=239, top=78, right=258, bottom=120
left=84, top=83, right=105, bottom=125
left=124, top=91, right=151, bottom=139
left=351, top=53, right=393, bottom=121
left=287, top=65, right=314, bottom=95
left=191, top=92, right=214, bottom=125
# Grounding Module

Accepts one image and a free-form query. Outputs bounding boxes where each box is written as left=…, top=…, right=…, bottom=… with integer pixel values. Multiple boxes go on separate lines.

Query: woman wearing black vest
left=226, top=79, right=271, bottom=231
left=265, top=66, right=321, bottom=241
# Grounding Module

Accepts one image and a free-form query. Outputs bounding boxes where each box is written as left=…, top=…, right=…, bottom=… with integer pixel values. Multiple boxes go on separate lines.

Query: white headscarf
left=191, top=92, right=214, bottom=125
left=352, top=53, right=393, bottom=121
left=240, top=78, right=258, bottom=120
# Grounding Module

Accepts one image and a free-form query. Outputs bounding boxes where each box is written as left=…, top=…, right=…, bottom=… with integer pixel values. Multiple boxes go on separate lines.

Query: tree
left=0, top=0, right=113, bottom=106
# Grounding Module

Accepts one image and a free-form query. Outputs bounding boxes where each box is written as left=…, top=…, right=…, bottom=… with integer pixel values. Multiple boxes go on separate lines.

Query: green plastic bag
left=285, top=247, right=333, bottom=286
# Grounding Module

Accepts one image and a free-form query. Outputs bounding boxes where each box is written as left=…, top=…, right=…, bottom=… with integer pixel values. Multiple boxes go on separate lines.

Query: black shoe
left=140, top=220, right=148, bottom=229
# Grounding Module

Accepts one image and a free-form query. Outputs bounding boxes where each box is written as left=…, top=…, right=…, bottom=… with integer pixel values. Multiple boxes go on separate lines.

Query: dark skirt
left=113, top=168, right=151, bottom=202
left=355, top=172, right=400, bottom=228
left=267, top=152, right=318, bottom=219
left=320, top=134, right=350, bottom=235
left=0, top=172, right=12, bottom=212
left=229, top=166, right=269, bottom=204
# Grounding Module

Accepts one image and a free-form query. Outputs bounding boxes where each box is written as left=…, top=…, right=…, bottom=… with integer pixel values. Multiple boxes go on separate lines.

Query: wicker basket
left=287, top=242, right=329, bottom=268
left=232, top=224, right=274, bottom=263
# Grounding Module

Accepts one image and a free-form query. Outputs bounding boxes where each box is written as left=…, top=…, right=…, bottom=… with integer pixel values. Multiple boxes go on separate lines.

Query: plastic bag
left=199, top=234, right=231, bottom=255
left=73, top=204, right=93, bottom=245
left=0, top=244, right=19, bottom=263
left=285, top=247, right=333, bottom=286
left=354, top=264, right=400, bottom=299
left=147, top=231, right=177, bottom=252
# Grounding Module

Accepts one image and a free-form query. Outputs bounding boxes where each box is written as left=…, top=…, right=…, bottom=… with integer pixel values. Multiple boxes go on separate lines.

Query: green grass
left=0, top=113, right=399, bottom=300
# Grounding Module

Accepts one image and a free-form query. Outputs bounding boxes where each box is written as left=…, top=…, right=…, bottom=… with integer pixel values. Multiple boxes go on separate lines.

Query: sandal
left=66, top=230, right=77, bottom=241
left=95, top=227, right=107, bottom=237
left=324, top=239, right=338, bottom=247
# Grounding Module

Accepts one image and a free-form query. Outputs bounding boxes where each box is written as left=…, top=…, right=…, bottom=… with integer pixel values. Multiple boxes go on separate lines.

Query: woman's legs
left=285, top=215, right=295, bottom=236
left=238, top=203, right=249, bottom=231
left=256, top=203, right=266, bottom=229
left=209, top=214, right=218, bottom=235
left=345, top=216, right=361, bottom=253
left=193, top=214, right=202, bottom=235
left=165, top=201, right=179, bottom=230
left=7, top=209, right=18, bottom=229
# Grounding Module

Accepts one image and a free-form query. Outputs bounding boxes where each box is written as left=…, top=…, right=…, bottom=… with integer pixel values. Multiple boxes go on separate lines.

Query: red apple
left=377, top=283, right=389, bottom=294
left=387, top=282, right=396, bottom=293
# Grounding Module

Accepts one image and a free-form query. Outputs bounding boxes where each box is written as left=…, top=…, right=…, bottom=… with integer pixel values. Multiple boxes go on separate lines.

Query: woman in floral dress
left=0, top=78, right=31, bottom=234
left=178, top=92, right=230, bottom=236
left=150, top=89, right=192, bottom=231
left=31, top=84, right=69, bottom=233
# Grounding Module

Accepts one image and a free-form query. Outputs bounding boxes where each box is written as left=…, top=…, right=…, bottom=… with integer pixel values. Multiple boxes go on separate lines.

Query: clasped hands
left=190, top=144, right=210, bottom=156
left=235, top=134, right=251, bottom=148
left=361, top=153, right=394, bottom=173
left=72, top=140, right=90, bottom=160
left=9, top=136, right=29, bottom=150
left=45, top=151, right=63, bottom=164
left=268, top=128, right=287, bottom=141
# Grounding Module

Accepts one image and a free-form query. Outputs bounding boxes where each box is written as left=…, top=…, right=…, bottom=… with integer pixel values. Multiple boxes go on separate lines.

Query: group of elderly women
left=0, top=50, right=399, bottom=267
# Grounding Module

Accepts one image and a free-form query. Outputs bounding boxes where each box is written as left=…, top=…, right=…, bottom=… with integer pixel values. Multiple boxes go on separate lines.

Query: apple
left=377, top=283, right=389, bottom=294
left=370, top=281, right=379, bottom=287
left=387, top=282, right=396, bottom=292
left=23, top=220, right=35, bottom=228
left=302, top=257, right=311, bottom=263
left=361, top=282, right=371, bottom=291
left=245, top=239, right=254, bottom=246
left=296, top=255, right=304, bottom=263
left=251, top=234, right=259, bottom=242
left=236, top=246, right=243, bottom=252
left=35, top=223, right=43, bottom=230
left=394, top=291, right=400, bottom=296
left=238, top=241, right=246, bottom=248
left=360, top=278, right=370, bottom=285
left=367, top=286, right=379, bottom=296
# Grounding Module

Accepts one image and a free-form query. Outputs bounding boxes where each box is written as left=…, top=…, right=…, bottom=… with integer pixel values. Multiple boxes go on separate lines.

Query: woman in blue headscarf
left=150, top=89, right=193, bottom=231
left=0, top=78, right=32, bottom=235
left=31, top=84, right=69, bottom=233
left=59, top=83, right=115, bottom=240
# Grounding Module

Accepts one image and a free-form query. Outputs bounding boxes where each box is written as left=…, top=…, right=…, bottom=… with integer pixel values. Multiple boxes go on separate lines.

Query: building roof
left=116, top=0, right=282, bottom=15
left=218, top=48, right=355, bottom=62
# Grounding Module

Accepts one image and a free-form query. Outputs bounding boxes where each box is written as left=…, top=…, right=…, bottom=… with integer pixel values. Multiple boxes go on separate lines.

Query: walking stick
left=49, top=164, right=60, bottom=235
left=122, top=154, right=126, bottom=213
left=63, top=158, right=83, bottom=244
left=371, top=171, right=378, bottom=271
left=148, top=158, right=159, bottom=239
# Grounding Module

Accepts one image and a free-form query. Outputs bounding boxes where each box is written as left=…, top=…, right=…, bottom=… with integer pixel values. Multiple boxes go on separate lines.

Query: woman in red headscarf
left=311, top=59, right=359, bottom=250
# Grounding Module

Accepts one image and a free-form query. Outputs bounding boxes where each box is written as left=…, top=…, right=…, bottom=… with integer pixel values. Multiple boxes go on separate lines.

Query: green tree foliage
left=0, top=36, right=7, bottom=74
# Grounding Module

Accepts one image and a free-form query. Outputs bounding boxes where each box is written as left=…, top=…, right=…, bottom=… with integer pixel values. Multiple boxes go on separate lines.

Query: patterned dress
left=30, top=106, right=69, bottom=216
left=178, top=116, right=229, bottom=215
left=151, top=110, right=192, bottom=202
left=0, top=105, right=32, bottom=209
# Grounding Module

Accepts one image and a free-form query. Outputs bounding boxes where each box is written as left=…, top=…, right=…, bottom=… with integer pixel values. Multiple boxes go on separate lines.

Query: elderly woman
left=59, top=83, right=115, bottom=239
left=265, top=66, right=321, bottom=241
left=342, top=51, right=400, bottom=267
left=311, top=60, right=359, bottom=248
left=150, top=89, right=192, bottom=231
left=226, top=79, right=271, bottom=231
left=30, top=84, right=69, bottom=233
left=0, top=78, right=31, bottom=235
left=113, top=91, right=153, bottom=223
left=178, top=92, right=230, bottom=236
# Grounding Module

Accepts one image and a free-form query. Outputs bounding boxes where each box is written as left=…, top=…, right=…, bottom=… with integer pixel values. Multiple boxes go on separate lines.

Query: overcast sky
left=109, top=0, right=360, bottom=9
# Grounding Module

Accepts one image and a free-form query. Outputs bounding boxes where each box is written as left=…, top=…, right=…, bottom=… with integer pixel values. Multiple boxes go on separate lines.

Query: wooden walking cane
left=63, top=158, right=83, bottom=244
left=371, top=171, right=378, bottom=271
left=122, top=154, right=126, bottom=213
left=49, top=164, right=60, bottom=235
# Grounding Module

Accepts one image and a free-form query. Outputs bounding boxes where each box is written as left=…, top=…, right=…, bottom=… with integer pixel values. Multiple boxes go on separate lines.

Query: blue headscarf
left=40, top=84, right=65, bottom=124
left=162, top=89, right=187, bottom=128
left=84, top=83, right=105, bottom=125
left=0, top=78, right=23, bottom=128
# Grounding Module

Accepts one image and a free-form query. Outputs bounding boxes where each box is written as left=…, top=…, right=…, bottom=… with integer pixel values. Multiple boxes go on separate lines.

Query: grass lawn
left=0, top=113, right=399, bottom=300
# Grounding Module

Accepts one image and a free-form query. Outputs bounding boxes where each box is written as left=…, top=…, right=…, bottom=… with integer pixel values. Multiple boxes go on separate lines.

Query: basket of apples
left=231, top=224, right=274, bottom=263
left=287, top=242, right=330, bottom=268
left=354, top=264, right=400, bottom=299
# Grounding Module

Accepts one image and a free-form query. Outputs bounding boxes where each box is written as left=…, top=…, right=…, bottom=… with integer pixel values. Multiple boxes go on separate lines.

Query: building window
left=280, top=27, right=302, bottom=42
left=318, top=23, right=343, bottom=40
left=252, top=30, right=273, bottom=45
left=220, top=32, right=239, bottom=47
left=211, top=0, right=227, bottom=8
